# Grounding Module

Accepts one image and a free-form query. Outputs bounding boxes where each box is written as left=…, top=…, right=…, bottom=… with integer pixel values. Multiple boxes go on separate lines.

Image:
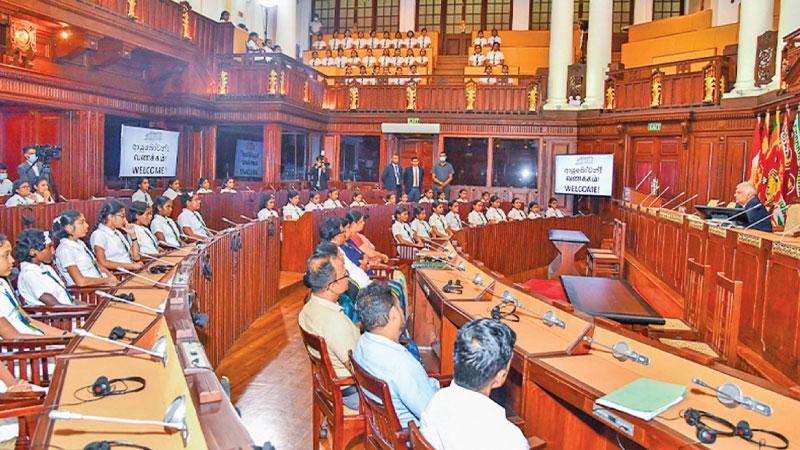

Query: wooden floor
left=216, top=272, right=363, bottom=450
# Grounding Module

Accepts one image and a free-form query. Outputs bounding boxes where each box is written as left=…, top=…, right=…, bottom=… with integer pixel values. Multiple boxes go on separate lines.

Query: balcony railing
left=782, top=28, right=800, bottom=93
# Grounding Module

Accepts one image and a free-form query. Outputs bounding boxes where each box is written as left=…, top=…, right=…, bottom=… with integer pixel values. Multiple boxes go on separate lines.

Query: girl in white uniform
left=545, top=197, right=565, bottom=218
left=128, top=201, right=160, bottom=256
left=283, top=191, right=305, bottom=220
left=508, top=198, right=526, bottom=221
left=163, top=178, right=182, bottom=200
left=196, top=177, right=213, bottom=194
left=467, top=200, right=488, bottom=227
left=323, top=188, right=344, bottom=209
left=257, top=194, right=279, bottom=221
left=33, top=177, right=55, bottom=204
left=4, top=180, right=36, bottom=207
left=528, top=201, right=542, bottom=219
left=456, top=189, right=470, bottom=204
left=419, top=189, right=435, bottom=204
left=0, top=233, right=65, bottom=338
left=131, top=177, right=153, bottom=206
left=446, top=201, right=463, bottom=231
left=14, top=228, right=76, bottom=306
left=429, top=202, right=451, bottom=238
left=392, top=206, right=424, bottom=252
left=220, top=177, right=237, bottom=193
left=151, top=196, right=184, bottom=248
left=349, top=191, right=368, bottom=207
left=485, top=196, right=508, bottom=223
left=305, top=191, right=324, bottom=212
left=52, top=209, right=118, bottom=287
left=177, top=191, right=210, bottom=240
left=90, top=200, right=143, bottom=271
left=410, top=206, right=432, bottom=239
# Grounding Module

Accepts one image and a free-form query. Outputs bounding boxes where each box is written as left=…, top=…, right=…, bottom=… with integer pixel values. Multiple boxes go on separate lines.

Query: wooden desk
left=547, top=229, right=590, bottom=279
left=560, top=276, right=665, bottom=326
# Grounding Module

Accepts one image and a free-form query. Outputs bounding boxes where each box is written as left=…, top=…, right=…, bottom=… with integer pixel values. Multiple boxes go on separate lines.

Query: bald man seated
left=733, top=182, right=772, bottom=233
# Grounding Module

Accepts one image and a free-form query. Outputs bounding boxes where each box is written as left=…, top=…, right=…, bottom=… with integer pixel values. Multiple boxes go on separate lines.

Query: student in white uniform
left=257, top=194, right=279, bottom=221
left=467, top=200, right=488, bottom=227
left=196, top=177, right=213, bottom=194
left=14, top=228, right=76, bottom=306
left=321, top=49, right=336, bottom=67
left=33, top=177, right=55, bottom=204
left=487, top=28, right=502, bottom=47
left=177, top=192, right=210, bottom=240
left=4, top=180, right=36, bottom=207
left=163, top=178, right=182, bottom=200
left=446, top=201, right=463, bottom=231
left=392, top=48, right=404, bottom=67
left=90, top=200, right=143, bottom=272
left=355, top=31, right=368, bottom=49
left=404, top=30, right=417, bottom=48
left=392, top=206, right=424, bottom=251
left=486, top=42, right=505, bottom=66
left=305, top=191, right=324, bottom=212
left=323, top=188, right=344, bottom=209
left=472, top=30, right=487, bottom=48
left=283, top=190, right=305, bottom=221
left=365, top=30, right=380, bottom=49
left=385, top=192, right=398, bottom=205
left=342, top=29, right=355, bottom=49
left=485, top=196, right=508, bottom=223
left=436, top=191, right=448, bottom=203
left=508, top=198, right=526, bottom=221
left=127, top=201, right=160, bottom=256
left=131, top=177, right=153, bottom=206
left=52, top=209, right=118, bottom=287
left=220, top=177, right=237, bottom=193
left=151, top=196, right=184, bottom=248
left=410, top=206, right=432, bottom=239
left=419, top=188, right=435, bottom=204
left=415, top=49, right=430, bottom=68
left=479, top=64, right=496, bottom=84
left=334, top=48, right=348, bottom=68
left=0, top=164, right=12, bottom=196
left=398, top=192, right=409, bottom=204
left=349, top=191, right=368, bottom=207
left=456, top=189, right=470, bottom=204
left=328, top=31, right=343, bottom=51
left=429, top=202, right=451, bottom=239
left=480, top=191, right=491, bottom=205
left=403, top=48, right=417, bottom=67
left=528, top=201, right=542, bottom=219
left=0, top=233, right=65, bottom=338
left=312, top=33, right=328, bottom=51
left=418, top=28, right=432, bottom=48
left=379, top=48, right=393, bottom=67
left=392, top=31, right=404, bottom=49
left=468, top=45, right=486, bottom=67
left=545, top=197, right=565, bottom=218
left=421, top=318, right=527, bottom=450
left=380, top=31, right=393, bottom=49
left=309, top=50, right=324, bottom=67
left=362, top=48, right=377, bottom=67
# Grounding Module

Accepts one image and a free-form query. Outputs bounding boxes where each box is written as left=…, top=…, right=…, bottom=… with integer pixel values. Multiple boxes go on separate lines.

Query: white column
left=511, top=0, right=530, bottom=30
left=770, top=0, right=800, bottom=89
left=724, top=0, right=772, bottom=97
left=632, top=0, right=653, bottom=24
left=275, top=0, right=297, bottom=57
left=544, top=0, right=575, bottom=110
left=297, top=0, right=313, bottom=51
left=583, top=0, right=613, bottom=108
left=711, top=0, right=740, bottom=27
left=399, top=0, right=416, bottom=32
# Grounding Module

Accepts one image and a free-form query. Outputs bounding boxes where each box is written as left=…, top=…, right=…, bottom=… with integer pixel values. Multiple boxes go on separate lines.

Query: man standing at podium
left=734, top=182, right=772, bottom=232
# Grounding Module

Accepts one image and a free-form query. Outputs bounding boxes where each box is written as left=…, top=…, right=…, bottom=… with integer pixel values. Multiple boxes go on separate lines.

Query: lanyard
left=2, top=284, right=44, bottom=335
left=192, top=211, right=206, bottom=227
left=160, top=216, right=181, bottom=244
left=139, top=225, right=159, bottom=250
left=77, top=240, right=102, bottom=276
left=43, top=269, right=75, bottom=304
left=112, top=229, right=131, bottom=254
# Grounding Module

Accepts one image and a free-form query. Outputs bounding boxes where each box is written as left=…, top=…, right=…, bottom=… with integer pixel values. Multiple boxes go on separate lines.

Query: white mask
left=439, top=157, right=447, bottom=162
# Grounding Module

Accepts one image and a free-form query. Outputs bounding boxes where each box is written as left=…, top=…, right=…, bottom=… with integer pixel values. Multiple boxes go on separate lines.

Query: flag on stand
left=757, top=110, right=787, bottom=226
left=748, top=115, right=762, bottom=186
left=783, top=107, right=799, bottom=203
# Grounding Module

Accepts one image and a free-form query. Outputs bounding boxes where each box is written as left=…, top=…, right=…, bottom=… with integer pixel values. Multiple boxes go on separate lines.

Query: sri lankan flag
left=757, top=110, right=787, bottom=226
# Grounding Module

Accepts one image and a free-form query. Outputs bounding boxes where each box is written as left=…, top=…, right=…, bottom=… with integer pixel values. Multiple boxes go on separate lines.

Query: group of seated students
left=245, top=32, right=283, bottom=56
left=312, top=29, right=433, bottom=52
left=309, top=47, right=430, bottom=69
left=3, top=175, right=56, bottom=207
left=299, top=222, right=528, bottom=448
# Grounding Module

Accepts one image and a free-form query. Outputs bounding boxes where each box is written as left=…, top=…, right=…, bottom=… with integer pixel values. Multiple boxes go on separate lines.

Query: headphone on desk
left=682, top=408, right=789, bottom=448
left=84, top=441, right=151, bottom=450
left=91, top=375, right=146, bottom=398
left=108, top=326, right=140, bottom=341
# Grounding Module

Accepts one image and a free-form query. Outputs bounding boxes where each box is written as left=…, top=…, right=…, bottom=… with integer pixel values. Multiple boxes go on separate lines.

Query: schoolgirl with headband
left=257, top=194, right=278, bottom=221
left=90, top=200, right=143, bottom=271
left=14, top=228, right=78, bottom=306
left=177, top=191, right=210, bottom=240
left=151, top=196, right=184, bottom=248
left=52, top=210, right=118, bottom=287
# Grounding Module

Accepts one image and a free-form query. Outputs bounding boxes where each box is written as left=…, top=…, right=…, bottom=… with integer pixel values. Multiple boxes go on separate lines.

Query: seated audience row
left=343, top=65, right=423, bottom=85
left=468, top=43, right=506, bottom=66
left=4, top=177, right=56, bottom=207
left=310, top=48, right=429, bottom=68
left=312, top=30, right=432, bottom=51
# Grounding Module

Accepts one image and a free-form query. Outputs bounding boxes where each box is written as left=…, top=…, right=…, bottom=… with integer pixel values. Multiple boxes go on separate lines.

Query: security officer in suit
left=310, top=155, right=330, bottom=191
left=381, top=153, right=403, bottom=196
left=403, top=156, right=424, bottom=203
left=733, top=182, right=772, bottom=232
left=17, top=146, right=44, bottom=185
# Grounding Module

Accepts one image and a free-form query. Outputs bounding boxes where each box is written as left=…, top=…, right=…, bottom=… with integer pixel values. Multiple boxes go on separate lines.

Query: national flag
left=748, top=115, right=762, bottom=186
left=794, top=109, right=800, bottom=186
left=783, top=108, right=798, bottom=203
left=757, top=110, right=787, bottom=226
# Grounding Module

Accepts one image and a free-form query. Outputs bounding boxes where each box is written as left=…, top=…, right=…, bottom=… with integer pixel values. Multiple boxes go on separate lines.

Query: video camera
left=32, top=144, right=62, bottom=163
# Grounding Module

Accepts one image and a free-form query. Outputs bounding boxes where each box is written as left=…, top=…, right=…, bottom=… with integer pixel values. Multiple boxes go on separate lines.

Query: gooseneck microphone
left=583, top=336, right=650, bottom=365
left=49, top=410, right=183, bottom=429
left=158, top=240, right=181, bottom=249
left=140, top=254, right=174, bottom=266
left=646, top=186, right=670, bottom=208
left=691, top=378, right=773, bottom=416
left=95, top=291, right=164, bottom=314
left=497, top=291, right=567, bottom=329
left=427, top=255, right=465, bottom=271
left=72, top=329, right=168, bottom=364
left=221, top=217, right=240, bottom=227
left=660, top=191, right=685, bottom=209
left=634, top=170, right=653, bottom=191
left=240, top=214, right=256, bottom=222
left=670, top=193, right=699, bottom=211
left=116, top=268, right=175, bottom=289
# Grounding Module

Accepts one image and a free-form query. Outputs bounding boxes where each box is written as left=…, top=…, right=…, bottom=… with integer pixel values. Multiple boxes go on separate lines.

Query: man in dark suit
left=733, top=182, right=772, bottom=232
left=403, top=156, right=424, bottom=202
left=310, top=155, right=330, bottom=191
left=381, top=154, right=403, bottom=196
left=16, top=145, right=43, bottom=185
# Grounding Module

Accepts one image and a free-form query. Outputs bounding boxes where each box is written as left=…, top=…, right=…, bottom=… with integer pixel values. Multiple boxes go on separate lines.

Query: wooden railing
left=619, top=201, right=800, bottom=386
left=604, top=56, right=732, bottom=111
left=451, top=215, right=601, bottom=279
left=782, top=27, right=800, bottom=93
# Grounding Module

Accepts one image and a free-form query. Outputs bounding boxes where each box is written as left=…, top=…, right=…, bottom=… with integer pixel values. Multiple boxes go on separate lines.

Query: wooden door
left=398, top=138, right=434, bottom=188
left=443, top=33, right=469, bottom=55
left=629, top=137, right=682, bottom=201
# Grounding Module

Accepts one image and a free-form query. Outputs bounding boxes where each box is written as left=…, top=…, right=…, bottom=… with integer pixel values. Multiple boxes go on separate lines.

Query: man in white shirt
left=421, top=318, right=528, bottom=450
left=468, top=45, right=486, bottom=67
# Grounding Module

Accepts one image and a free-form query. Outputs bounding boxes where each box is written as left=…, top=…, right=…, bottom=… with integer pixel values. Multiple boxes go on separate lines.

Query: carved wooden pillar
left=263, top=123, right=282, bottom=185
left=58, top=110, right=104, bottom=199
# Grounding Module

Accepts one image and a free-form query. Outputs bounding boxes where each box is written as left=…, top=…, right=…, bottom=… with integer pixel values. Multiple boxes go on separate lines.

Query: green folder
left=595, top=378, right=687, bottom=421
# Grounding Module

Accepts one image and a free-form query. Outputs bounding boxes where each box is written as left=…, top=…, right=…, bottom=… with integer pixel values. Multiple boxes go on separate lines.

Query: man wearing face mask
left=0, top=165, right=12, bottom=196
left=16, top=146, right=44, bottom=185
left=432, top=151, right=455, bottom=201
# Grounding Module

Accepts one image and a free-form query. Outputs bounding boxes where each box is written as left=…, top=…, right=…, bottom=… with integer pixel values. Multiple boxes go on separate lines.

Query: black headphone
left=148, top=264, right=171, bottom=274
left=108, top=326, right=140, bottom=341
left=682, top=409, right=789, bottom=448
left=90, top=375, right=146, bottom=397
left=115, top=292, right=136, bottom=303
left=84, top=441, right=151, bottom=450
left=735, top=419, right=790, bottom=449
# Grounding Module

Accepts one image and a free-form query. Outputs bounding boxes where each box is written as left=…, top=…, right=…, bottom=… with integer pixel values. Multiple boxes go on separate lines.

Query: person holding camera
left=17, top=146, right=44, bottom=185
left=310, top=155, right=330, bottom=191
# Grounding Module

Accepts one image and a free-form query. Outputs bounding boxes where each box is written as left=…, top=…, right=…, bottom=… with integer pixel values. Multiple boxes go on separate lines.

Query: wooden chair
left=649, top=258, right=712, bottom=340
left=709, top=272, right=743, bottom=366
left=0, top=391, right=46, bottom=450
left=0, top=338, right=70, bottom=388
left=349, top=353, right=409, bottom=450
left=586, top=219, right=626, bottom=278
left=67, top=286, right=105, bottom=306
left=299, top=327, right=365, bottom=450
left=408, top=422, right=433, bottom=450
left=367, top=259, right=402, bottom=283
left=24, top=305, right=96, bottom=332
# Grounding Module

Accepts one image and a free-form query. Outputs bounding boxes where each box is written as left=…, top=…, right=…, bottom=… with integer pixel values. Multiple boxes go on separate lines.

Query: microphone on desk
left=660, top=191, right=685, bottom=209
left=717, top=203, right=764, bottom=226
left=779, top=223, right=800, bottom=243
left=141, top=254, right=175, bottom=266
left=202, top=226, right=221, bottom=235
left=743, top=204, right=791, bottom=230
left=72, top=328, right=168, bottom=365
left=59, top=194, right=70, bottom=203
left=50, top=395, right=189, bottom=444
left=240, top=214, right=257, bottom=222
left=637, top=192, right=653, bottom=207
left=180, top=234, right=204, bottom=243
left=221, top=217, right=241, bottom=227
left=95, top=291, right=164, bottom=315
left=670, top=194, right=699, bottom=211
left=245, top=186, right=255, bottom=193
left=491, top=290, right=567, bottom=329
left=423, top=240, right=455, bottom=259
left=116, top=268, right=176, bottom=289
left=691, top=378, right=772, bottom=416
left=582, top=336, right=649, bottom=365
left=634, top=170, right=653, bottom=192
left=427, top=255, right=465, bottom=271
left=158, top=241, right=181, bottom=249
left=646, top=186, right=670, bottom=208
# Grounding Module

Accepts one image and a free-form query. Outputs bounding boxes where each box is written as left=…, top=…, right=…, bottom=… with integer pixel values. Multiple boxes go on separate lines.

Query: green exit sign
left=407, top=117, right=420, bottom=124
left=647, top=122, right=662, bottom=131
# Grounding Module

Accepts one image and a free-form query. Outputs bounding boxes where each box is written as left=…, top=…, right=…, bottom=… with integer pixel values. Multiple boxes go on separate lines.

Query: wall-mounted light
left=60, top=30, right=71, bottom=39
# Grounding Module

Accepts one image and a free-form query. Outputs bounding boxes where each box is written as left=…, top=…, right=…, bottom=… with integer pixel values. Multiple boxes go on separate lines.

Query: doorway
left=396, top=136, right=435, bottom=187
